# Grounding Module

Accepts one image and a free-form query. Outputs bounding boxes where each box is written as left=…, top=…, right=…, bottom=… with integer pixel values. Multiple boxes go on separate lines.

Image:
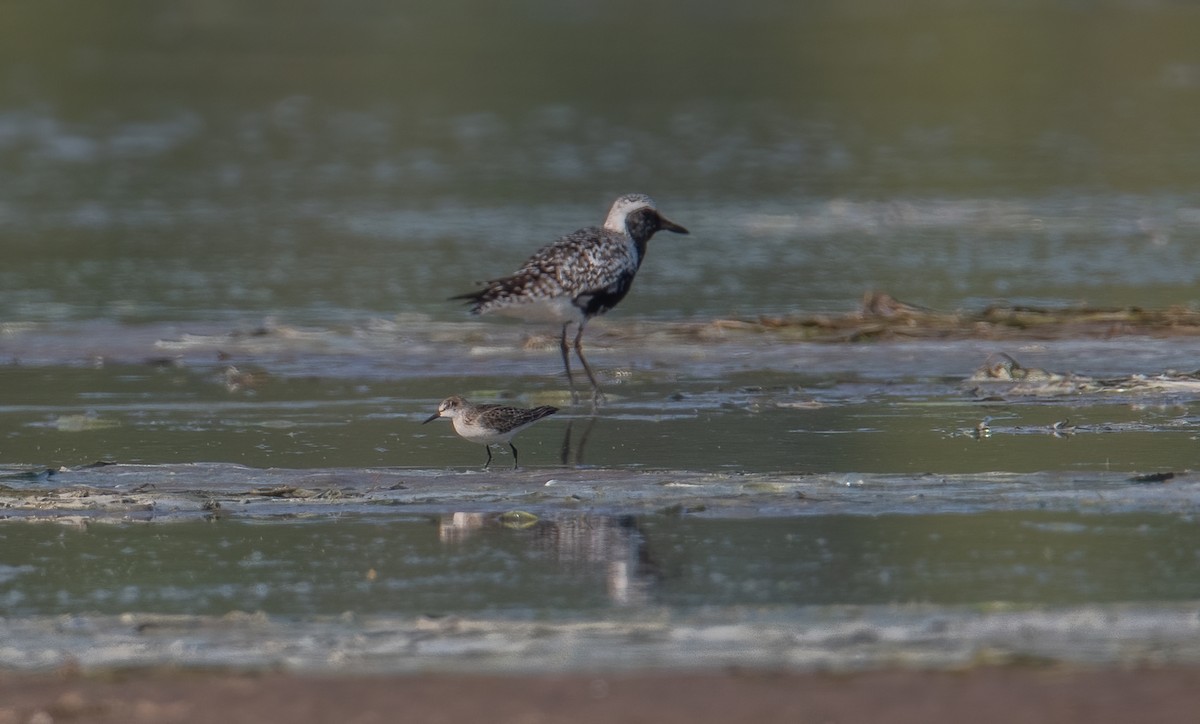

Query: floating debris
left=79, top=460, right=118, bottom=469
left=251, top=486, right=322, bottom=499
left=223, top=365, right=270, bottom=393
left=1048, top=419, right=1076, bottom=438
left=973, top=419, right=992, bottom=439
left=52, top=414, right=120, bottom=432
left=964, top=352, right=1200, bottom=399
left=690, top=298, right=1200, bottom=343
left=0, top=468, right=58, bottom=484
left=1129, top=472, right=1177, bottom=484
left=497, top=510, right=539, bottom=529
left=857, top=291, right=936, bottom=319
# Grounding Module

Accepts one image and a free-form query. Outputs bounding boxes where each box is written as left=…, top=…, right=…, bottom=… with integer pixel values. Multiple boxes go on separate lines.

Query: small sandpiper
left=452, top=193, right=689, bottom=402
left=423, top=395, right=559, bottom=469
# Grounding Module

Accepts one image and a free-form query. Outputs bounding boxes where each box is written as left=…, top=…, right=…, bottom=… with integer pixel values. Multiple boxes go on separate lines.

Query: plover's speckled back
left=453, top=193, right=688, bottom=402
left=423, top=395, right=558, bottom=469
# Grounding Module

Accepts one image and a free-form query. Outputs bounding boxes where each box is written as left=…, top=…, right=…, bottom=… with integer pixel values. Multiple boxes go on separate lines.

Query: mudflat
left=2, top=667, right=1198, bottom=724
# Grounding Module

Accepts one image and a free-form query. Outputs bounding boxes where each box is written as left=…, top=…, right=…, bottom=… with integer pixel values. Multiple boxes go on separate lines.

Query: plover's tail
left=448, top=287, right=489, bottom=314
left=450, top=274, right=546, bottom=315
left=450, top=281, right=520, bottom=314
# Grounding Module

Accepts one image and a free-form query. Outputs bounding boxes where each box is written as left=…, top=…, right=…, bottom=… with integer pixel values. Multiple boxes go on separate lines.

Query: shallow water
left=4, top=510, right=1200, bottom=618
left=3, top=323, right=1199, bottom=474
left=4, top=321, right=1200, bottom=672
left=2, top=324, right=1200, bottom=475
left=4, top=0, right=1200, bottom=674
left=3, top=463, right=1200, bottom=671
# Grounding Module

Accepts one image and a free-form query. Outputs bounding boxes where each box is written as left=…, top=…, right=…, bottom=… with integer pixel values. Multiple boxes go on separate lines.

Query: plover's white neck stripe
left=603, top=193, right=655, bottom=233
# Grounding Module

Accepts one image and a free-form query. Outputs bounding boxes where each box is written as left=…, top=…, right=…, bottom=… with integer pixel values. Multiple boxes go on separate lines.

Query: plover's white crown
left=602, top=193, right=657, bottom=233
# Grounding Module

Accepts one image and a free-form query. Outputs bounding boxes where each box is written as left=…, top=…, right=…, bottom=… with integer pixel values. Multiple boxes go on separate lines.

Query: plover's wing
left=456, top=228, right=634, bottom=313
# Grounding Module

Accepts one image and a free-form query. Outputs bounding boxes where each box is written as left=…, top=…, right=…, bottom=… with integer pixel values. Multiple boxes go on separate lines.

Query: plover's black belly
left=574, top=271, right=636, bottom=318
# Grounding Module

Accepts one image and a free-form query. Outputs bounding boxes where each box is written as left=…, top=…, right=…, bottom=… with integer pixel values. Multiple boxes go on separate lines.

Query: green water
left=1, top=351, right=1198, bottom=474
left=3, top=511, right=1198, bottom=618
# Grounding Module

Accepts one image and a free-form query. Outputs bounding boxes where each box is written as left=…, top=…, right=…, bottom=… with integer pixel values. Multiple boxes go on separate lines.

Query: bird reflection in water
left=438, top=513, right=660, bottom=606
left=559, top=414, right=599, bottom=467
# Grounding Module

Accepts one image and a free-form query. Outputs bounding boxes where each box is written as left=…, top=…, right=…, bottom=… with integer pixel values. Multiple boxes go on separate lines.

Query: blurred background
left=3, top=0, right=1200, bottom=325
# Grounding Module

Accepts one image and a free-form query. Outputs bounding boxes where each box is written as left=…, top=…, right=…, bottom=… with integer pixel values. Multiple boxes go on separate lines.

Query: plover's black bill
left=660, top=216, right=689, bottom=234
left=422, top=412, right=441, bottom=424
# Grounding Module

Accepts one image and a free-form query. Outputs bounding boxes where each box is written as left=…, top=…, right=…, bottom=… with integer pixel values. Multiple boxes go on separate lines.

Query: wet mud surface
left=0, top=462, right=1197, bottom=521
left=4, top=666, right=1200, bottom=724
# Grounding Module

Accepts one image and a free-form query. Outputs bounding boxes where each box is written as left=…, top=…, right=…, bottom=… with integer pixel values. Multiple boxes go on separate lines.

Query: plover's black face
left=627, top=207, right=689, bottom=239
left=604, top=194, right=688, bottom=238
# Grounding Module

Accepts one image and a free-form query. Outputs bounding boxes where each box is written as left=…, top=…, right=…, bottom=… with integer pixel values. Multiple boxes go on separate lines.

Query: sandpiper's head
left=603, top=193, right=689, bottom=242
left=423, top=395, right=467, bottom=424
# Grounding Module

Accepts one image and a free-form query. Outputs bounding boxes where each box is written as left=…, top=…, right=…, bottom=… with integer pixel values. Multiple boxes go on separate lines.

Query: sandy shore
left=1, top=666, right=1198, bottom=724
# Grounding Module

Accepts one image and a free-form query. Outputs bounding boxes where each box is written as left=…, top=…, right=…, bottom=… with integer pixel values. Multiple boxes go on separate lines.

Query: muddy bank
left=2, top=666, right=1198, bottom=724
left=8, top=300, right=1200, bottom=378
left=1, top=463, right=1197, bottom=520
left=4, top=602, right=1200, bottom=674
left=685, top=293, right=1200, bottom=342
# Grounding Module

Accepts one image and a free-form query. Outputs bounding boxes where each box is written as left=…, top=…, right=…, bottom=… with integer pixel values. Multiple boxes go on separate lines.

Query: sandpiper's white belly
left=452, top=417, right=516, bottom=445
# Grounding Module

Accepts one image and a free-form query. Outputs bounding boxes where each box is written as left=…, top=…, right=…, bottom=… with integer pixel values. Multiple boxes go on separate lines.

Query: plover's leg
left=572, top=321, right=605, bottom=404
left=560, top=322, right=578, bottom=401
left=560, top=413, right=597, bottom=466
left=483, top=445, right=494, bottom=470
left=509, top=443, right=519, bottom=470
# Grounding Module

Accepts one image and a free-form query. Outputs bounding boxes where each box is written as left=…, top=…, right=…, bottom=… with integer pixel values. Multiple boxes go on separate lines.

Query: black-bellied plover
left=423, top=395, right=559, bottom=469
left=452, top=193, right=688, bottom=402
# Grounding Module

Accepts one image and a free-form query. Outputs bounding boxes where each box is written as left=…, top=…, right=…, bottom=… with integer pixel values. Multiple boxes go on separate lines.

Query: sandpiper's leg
left=559, top=420, right=573, bottom=465
left=483, top=445, right=493, bottom=470
left=572, top=321, right=605, bottom=404
left=509, top=443, right=519, bottom=470
left=560, top=322, right=577, bottom=402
